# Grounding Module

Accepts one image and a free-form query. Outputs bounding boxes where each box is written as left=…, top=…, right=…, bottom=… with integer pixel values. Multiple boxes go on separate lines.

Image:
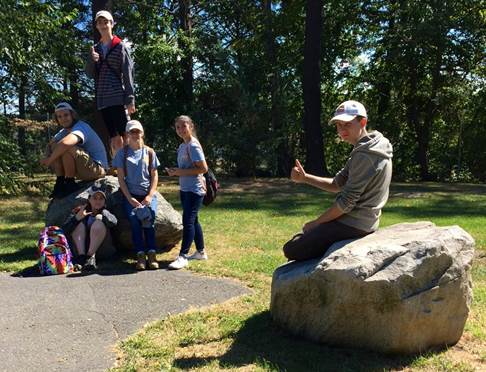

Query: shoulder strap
left=123, top=145, right=129, bottom=177
left=124, top=145, right=155, bottom=177
left=145, top=146, right=154, bottom=174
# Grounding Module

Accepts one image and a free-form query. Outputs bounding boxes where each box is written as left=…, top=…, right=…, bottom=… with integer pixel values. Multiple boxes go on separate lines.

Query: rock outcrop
left=271, top=222, right=475, bottom=354
left=45, top=176, right=182, bottom=255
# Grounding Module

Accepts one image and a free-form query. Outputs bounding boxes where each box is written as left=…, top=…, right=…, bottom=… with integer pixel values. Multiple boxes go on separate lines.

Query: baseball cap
left=54, top=102, right=74, bottom=112
left=88, top=185, right=107, bottom=199
left=126, top=120, right=144, bottom=133
left=95, top=10, right=114, bottom=23
left=329, top=100, right=367, bottom=124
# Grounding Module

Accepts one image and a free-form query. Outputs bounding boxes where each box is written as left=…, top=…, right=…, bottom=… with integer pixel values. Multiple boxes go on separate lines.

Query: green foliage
left=0, top=117, right=24, bottom=194
left=0, top=0, right=485, bottom=181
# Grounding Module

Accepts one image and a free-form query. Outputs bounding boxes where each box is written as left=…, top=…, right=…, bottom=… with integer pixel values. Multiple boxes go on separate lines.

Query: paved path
left=0, top=269, right=248, bottom=372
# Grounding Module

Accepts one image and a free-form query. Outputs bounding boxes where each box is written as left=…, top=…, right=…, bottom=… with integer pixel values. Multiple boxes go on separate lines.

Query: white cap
left=54, top=102, right=74, bottom=112
left=126, top=120, right=144, bottom=133
left=95, top=10, right=114, bottom=23
left=329, top=100, right=367, bottom=124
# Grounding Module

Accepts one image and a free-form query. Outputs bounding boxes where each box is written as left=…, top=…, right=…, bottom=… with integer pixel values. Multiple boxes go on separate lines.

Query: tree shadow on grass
left=9, top=250, right=177, bottom=278
left=0, top=244, right=35, bottom=263
left=173, top=311, right=419, bottom=372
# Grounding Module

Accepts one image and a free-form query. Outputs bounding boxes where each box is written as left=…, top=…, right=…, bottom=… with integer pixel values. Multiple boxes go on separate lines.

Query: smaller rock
left=45, top=176, right=183, bottom=255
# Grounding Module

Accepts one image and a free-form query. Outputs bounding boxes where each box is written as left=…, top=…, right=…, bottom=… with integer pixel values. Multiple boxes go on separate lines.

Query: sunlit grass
left=0, top=179, right=485, bottom=371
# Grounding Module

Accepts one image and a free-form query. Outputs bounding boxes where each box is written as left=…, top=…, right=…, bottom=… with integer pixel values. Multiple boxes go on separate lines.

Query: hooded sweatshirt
left=85, top=36, right=135, bottom=109
left=334, top=130, right=393, bottom=232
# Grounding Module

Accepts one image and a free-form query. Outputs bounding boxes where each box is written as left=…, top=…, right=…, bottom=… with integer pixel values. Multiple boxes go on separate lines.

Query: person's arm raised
left=291, top=159, right=340, bottom=193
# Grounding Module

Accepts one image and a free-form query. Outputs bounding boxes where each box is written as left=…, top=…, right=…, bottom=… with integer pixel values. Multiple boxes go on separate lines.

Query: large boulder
left=271, top=222, right=475, bottom=354
left=45, top=176, right=183, bottom=254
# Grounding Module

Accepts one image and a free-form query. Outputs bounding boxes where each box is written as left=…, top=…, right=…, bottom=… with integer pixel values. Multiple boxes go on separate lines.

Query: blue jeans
left=122, top=194, right=157, bottom=253
left=179, top=191, right=205, bottom=256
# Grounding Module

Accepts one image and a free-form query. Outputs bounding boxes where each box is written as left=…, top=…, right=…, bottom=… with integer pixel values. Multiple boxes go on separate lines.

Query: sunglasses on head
left=91, top=185, right=106, bottom=193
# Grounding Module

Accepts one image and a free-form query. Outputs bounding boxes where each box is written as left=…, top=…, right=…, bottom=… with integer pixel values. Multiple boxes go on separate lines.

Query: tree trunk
left=302, top=0, right=326, bottom=175
left=179, top=0, right=193, bottom=112
left=69, top=68, right=80, bottom=108
left=263, top=0, right=291, bottom=176
left=406, top=67, right=431, bottom=181
left=18, top=75, right=27, bottom=150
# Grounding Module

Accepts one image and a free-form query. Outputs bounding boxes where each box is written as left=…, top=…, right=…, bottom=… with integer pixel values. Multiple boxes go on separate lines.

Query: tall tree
left=178, top=0, right=194, bottom=111
left=302, top=0, right=325, bottom=175
left=263, top=0, right=292, bottom=176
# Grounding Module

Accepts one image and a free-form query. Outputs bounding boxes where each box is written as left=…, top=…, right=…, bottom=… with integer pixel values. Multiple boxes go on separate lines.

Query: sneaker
left=188, top=250, right=208, bottom=260
left=83, top=255, right=97, bottom=272
left=49, top=177, right=65, bottom=198
left=136, top=252, right=146, bottom=271
left=147, top=251, right=159, bottom=270
left=168, top=255, right=189, bottom=270
left=55, top=180, right=80, bottom=199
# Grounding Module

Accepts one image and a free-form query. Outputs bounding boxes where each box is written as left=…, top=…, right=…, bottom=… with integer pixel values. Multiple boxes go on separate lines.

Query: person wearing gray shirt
left=40, top=102, right=108, bottom=199
left=283, top=100, right=393, bottom=261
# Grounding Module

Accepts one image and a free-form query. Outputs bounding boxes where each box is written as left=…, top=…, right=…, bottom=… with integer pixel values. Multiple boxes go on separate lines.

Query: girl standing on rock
left=166, top=115, right=208, bottom=270
left=113, top=120, right=160, bottom=270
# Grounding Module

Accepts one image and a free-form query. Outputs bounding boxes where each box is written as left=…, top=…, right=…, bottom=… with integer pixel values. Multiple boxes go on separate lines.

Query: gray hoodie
left=334, top=130, right=393, bottom=232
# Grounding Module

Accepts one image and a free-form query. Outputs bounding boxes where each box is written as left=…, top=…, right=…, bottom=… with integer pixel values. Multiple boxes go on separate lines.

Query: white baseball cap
left=95, top=10, right=114, bottom=23
left=54, top=102, right=74, bottom=112
left=329, top=100, right=367, bottom=124
left=126, top=120, right=144, bottom=133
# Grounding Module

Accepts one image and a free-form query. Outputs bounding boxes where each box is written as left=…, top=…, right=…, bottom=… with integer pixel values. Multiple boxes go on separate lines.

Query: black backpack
left=203, top=169, right=219, bottom=206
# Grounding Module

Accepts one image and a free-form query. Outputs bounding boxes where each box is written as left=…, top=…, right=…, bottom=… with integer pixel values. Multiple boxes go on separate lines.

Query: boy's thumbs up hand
left=291, top=159, right=306, bottom=183
left=91, top=46, right=100, bottom=62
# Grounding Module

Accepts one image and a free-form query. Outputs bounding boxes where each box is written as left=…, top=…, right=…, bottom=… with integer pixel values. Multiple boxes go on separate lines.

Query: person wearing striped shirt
left=86, top=10, right=135, bottom=158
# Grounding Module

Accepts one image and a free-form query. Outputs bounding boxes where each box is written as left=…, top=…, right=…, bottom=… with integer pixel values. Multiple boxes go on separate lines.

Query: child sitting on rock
left=62, top=185, right=117, bottom=271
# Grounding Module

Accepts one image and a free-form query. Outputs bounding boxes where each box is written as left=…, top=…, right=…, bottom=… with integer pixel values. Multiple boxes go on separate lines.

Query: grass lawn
left=0, top=178, right=485, bottom=371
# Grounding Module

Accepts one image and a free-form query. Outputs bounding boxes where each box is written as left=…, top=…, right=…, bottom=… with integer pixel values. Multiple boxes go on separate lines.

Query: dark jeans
left=283, top=220, right=370, bottom=261
left=122, top=194, right=157, bottom=253
left=100, top=105, right=127, bottom=137
left=179, top=191, right=205, bottom=256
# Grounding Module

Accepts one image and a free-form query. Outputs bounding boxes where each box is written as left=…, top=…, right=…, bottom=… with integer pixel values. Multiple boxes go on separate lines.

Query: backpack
left=203, top=168, right=219, bottom=206
left=37, top=226, right=73, bottom=275
left=184, top=142, right=219, bottom=206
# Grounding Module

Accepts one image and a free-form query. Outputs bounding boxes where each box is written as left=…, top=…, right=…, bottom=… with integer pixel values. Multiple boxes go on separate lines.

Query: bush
left=0, top=116, right=24, bottom=194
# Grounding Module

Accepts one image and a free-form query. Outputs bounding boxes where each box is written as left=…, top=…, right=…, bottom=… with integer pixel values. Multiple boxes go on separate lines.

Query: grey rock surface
left=271, top=221, right=475, bottom=354
left=0, top=269, right=248, bottom=372
left=45, top=176, right=183, bottom=253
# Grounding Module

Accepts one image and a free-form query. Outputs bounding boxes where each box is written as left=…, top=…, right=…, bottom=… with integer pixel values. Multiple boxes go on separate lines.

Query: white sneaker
left=188, top=251, right=208, bottom=260
left=168, top=255, right=189, bottom=270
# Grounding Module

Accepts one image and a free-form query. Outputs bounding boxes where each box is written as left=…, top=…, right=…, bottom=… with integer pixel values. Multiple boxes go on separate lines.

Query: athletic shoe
left=188, top=250, right=208, bottom=260
left=83, top=255, right=97, bottom=271
left=168, top=255, right=189, bottom=270
left=55, top=180, right=81, bottom=199
left=147, top=250, right=159, bottom=270
left=136, top=252, right=146, bottom=271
